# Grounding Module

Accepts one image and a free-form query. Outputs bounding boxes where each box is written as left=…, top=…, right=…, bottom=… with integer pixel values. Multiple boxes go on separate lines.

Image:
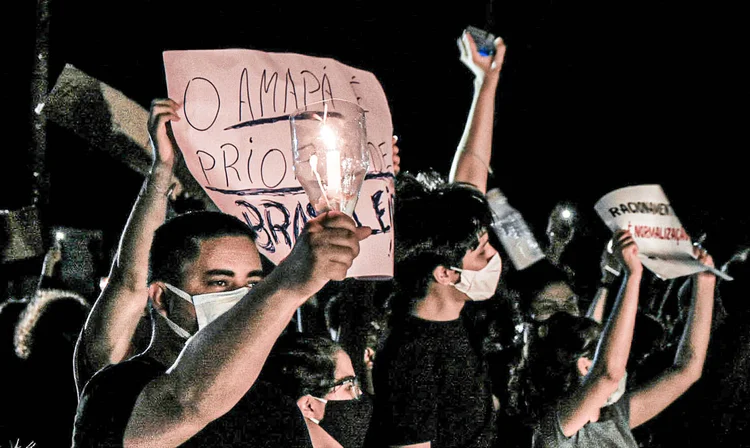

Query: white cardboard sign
left=594, top=184, right=730, bottom=280
left=164, top=49, right=395, bottom=279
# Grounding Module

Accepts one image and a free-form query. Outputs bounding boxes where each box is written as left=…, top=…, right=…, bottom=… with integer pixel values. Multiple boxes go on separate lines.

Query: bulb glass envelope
left=290, top=99, right=369, bottom=216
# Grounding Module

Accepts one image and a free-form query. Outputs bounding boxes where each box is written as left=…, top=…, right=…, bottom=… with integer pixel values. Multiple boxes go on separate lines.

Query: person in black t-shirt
left=71, top=99, right=372, bottom=448
left=368, top=170, right=502, bottom=448
left=368, top=29, right=509, bottom=448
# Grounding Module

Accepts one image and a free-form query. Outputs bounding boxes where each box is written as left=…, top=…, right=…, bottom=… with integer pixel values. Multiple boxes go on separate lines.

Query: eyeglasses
left=531, top=295, right=581, bottom=321
left=330, top=375, right=362, bottom=399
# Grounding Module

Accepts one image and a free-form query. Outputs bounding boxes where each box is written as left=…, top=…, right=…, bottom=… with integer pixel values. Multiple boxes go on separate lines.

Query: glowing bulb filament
left=320, top=124, right=341, bottom=199
left=327, top=150, right=341, bottom=196
left=309, top=153, right=332, bottom=211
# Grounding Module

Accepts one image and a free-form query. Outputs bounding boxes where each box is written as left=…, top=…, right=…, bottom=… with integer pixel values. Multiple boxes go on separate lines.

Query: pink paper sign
left=164, top=49, right=394, bottom=278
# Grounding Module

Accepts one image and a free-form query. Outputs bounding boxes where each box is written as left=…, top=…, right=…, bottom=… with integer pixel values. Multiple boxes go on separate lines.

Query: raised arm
left=74, top=99, right=180, bottom=394
left=586, top=240, right=622, bottom=323
left=628, top=248, right=715, bottom=428
left=123, top=212, right=371, bottom=447
left=558, top=230, right=642, bottom=436
left=449, top=30, right=506, bottom=193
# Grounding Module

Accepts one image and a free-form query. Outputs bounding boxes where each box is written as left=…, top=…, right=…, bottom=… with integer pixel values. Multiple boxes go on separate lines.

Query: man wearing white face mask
left=368, top=172, right=502, bottom=448
left=72, top=99, right=372, bottom=448
left=161, top=283, right=254, bottom=334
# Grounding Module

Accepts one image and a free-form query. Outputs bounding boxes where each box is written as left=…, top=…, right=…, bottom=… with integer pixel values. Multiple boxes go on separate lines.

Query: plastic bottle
left=486, top=188, right=546, bottom=270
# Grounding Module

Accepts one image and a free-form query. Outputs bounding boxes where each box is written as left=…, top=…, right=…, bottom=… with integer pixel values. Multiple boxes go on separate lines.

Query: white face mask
left=604, top=371, right=627, bottom=406
left=157, top=311, right=191, bottom=340
left=164, top=283, right=250, bottom=330
left=451, top=253, right=502, bottom=301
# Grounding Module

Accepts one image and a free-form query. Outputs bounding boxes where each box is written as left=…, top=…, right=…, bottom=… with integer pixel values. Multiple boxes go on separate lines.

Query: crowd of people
left=1, top=30, right=745, bottom=448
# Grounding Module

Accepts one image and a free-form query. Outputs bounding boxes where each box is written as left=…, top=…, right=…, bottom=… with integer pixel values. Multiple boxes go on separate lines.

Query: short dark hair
left=148, top=211, right=256, bottom=286
left=260, top=333, right=342, bottom=398
left=391, top=171, right=494, bottom=314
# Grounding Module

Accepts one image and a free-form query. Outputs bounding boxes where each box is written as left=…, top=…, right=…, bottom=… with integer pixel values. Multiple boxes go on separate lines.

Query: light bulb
left=290, top=99, right=369, bottom=216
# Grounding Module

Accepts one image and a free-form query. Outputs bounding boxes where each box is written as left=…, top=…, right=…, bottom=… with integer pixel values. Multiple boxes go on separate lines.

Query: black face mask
left=319, top=394, right=373, bottom=448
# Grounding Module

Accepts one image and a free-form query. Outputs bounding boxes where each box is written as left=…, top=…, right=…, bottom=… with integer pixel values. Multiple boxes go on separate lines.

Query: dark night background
left=3, top=0, right=747, bottom=262
left=2, top=0, right=749, bottom=446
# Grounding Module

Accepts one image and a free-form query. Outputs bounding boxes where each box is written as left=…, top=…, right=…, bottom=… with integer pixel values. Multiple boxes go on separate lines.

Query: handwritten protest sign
left=594, top=184, right=730, bottom=280
left=164, top=49, right=394, bottom=278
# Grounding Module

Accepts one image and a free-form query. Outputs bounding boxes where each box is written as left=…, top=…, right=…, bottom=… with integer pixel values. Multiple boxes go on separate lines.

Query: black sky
left=3, top=0, right=747, bottom=263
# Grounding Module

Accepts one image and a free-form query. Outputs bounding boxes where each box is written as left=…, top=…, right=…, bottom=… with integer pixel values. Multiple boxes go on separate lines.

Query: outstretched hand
left=277, top=211, right=372, bottom=298
left=458, top=31, right=507, bottom=82
left=611, top=230, right=642, bottom=275
left=147, top=98, right=181, bottom=170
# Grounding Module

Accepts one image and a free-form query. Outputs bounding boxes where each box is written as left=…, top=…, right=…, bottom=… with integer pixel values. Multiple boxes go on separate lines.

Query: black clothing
left=72, top=354, right=313, bottom=447
left=370, top=314, right=496, bottom=447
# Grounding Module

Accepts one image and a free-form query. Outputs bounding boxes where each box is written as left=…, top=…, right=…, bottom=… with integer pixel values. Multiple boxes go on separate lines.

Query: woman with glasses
left=260, top=333, right=373, bottom=448
left=517, top=230, right=716, bottom=447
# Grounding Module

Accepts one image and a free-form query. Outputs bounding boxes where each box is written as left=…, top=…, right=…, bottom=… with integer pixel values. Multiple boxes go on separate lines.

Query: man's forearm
left=115, top=163, right=174, bottom=285
left=172, top=273, right=307, bottom=418
left=450, top=78, right=498, bottom=192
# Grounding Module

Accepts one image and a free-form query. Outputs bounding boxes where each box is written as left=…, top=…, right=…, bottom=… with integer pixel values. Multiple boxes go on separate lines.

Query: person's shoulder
left=73, top=356, right=167, bottom=448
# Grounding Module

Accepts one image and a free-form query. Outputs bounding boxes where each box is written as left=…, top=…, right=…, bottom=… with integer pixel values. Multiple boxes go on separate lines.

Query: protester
left=505, top=259, right=581, bottom=323
left=362, top=30, right=508, bottom=448
left=367, top=170, right=501, bottom=448
left=71, top=99, right=371, bottom=447
left=519, top=230, right=715, bottom=447
left=75, top=101, right=402, bottom=395
left=260, top=333, right=373, bottom=448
